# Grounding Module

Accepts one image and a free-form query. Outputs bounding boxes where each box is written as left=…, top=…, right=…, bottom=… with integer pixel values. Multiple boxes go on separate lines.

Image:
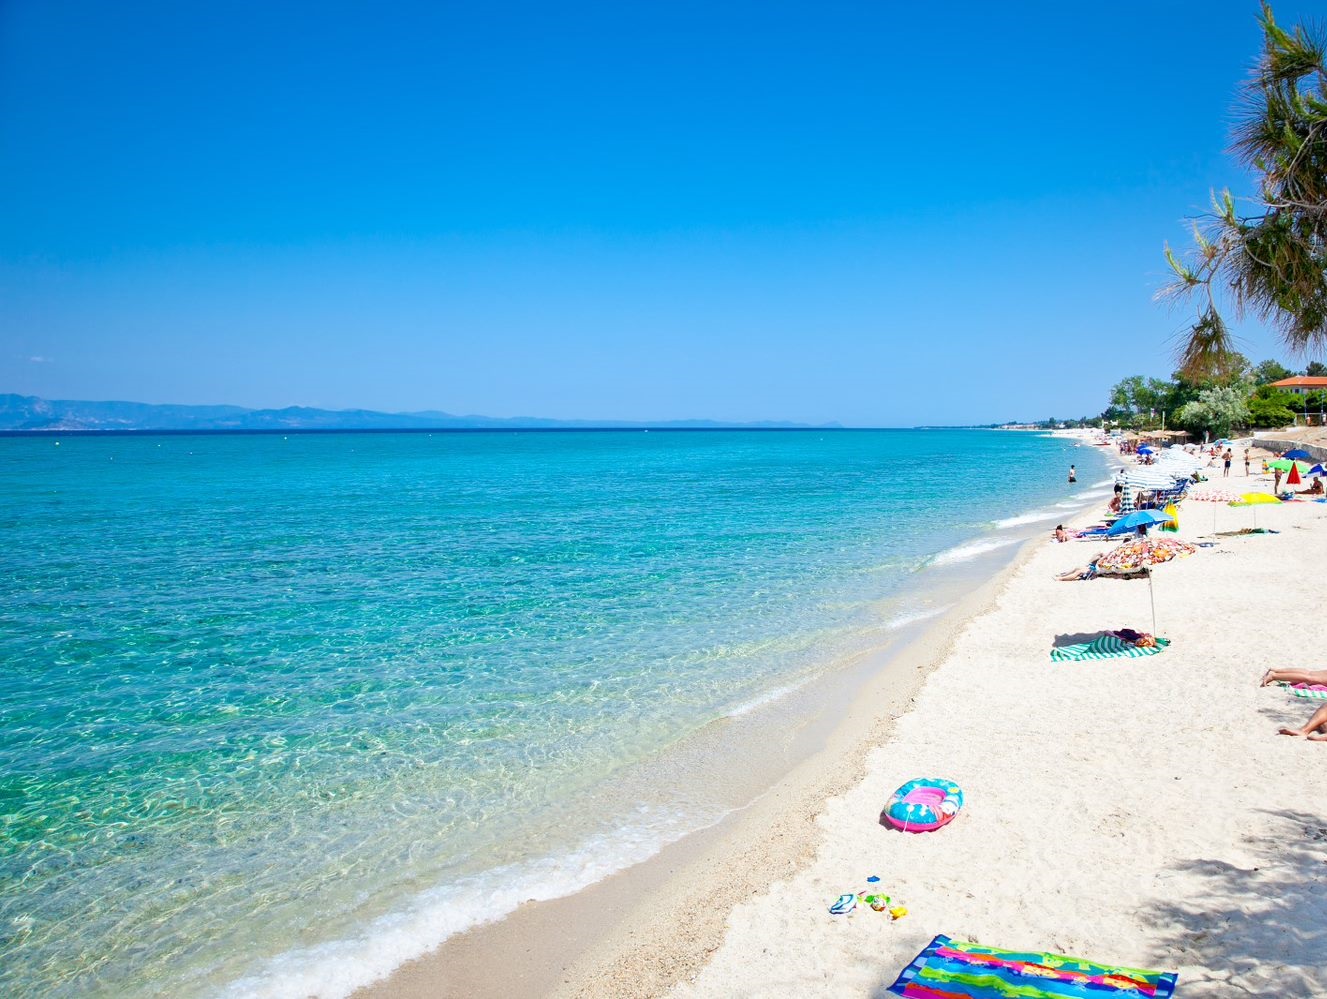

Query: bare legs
left=1278, top=703, right=1327, bottom=741
left=1261, top=668, right=1327, bottom=687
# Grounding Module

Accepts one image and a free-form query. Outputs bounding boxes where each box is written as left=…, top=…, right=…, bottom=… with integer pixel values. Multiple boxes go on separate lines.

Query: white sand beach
left=364, top=459, right=1327, bottom=998
left=558, top=478, right=1327, bottom=997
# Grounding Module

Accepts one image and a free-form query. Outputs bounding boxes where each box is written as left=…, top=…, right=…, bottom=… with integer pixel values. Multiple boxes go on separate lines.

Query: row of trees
left=1105, top=356, right=1327, bottom=438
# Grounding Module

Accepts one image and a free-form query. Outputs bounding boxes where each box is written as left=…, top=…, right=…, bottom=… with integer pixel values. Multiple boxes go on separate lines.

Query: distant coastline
left=0, top=393, right=839, bottom=434
left=3, top=426, right=847, bottom=438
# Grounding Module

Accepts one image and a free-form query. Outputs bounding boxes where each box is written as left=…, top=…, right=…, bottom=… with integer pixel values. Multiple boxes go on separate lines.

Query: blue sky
left=2, top=1, right=1322, bottom=425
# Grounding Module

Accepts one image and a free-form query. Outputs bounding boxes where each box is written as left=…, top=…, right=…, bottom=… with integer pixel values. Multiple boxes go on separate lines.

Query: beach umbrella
left=1231, top=492, right=1283, bottom=505
left=1125, top=469, right=1183, bottom=489
left=1161, top=502, right=1179, bottom=532
left=1309, top=464, right=1327, bottom=477
left=1095, top=538, right=1197, bottom=633
left=1229, top=491, right=1282, bottom=528
left=1106, top=509, right=1172, bottom=536
left=1267, top=459, right=1312, bottom=473
left=1287, top=462, right=1302, bottom=486
left=1284, top=449, right=1312, bottom=460
left=1137, top=446, right=1154, bottom=456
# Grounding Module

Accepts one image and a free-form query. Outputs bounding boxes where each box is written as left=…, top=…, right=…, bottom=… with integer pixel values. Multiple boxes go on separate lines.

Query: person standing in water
left=1068, top=464, right=1076, bottom=484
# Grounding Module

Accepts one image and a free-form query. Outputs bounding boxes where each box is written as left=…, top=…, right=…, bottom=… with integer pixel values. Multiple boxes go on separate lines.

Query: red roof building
left=1270, top=376, right=1327, bottom=394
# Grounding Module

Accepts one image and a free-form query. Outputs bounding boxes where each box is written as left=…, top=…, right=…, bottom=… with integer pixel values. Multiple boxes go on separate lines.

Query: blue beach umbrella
left=1309, top=464, right=1327, bottom=477
left=1137, top=446, right=1154, bottom=455
left=1284, top=449, right=1312, bottom=461
left=1106, top=509, right=1172, bottom=536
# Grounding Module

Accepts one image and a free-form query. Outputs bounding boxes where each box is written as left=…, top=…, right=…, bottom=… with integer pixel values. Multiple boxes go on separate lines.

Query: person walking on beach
left=1222, top=448, right=1232, bottom=477
left=1068, top=464, right=1076, bottom=484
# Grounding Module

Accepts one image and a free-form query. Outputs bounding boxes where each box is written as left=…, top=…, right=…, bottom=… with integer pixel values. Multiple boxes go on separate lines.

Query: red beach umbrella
left=1287, top=462, right=1302, bottom=486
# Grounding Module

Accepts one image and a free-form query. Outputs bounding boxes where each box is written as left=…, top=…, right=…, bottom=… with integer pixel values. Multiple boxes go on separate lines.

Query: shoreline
left=636, top=464, right=1327, bottom=995
left=355, top=443, right=1116, bottom=997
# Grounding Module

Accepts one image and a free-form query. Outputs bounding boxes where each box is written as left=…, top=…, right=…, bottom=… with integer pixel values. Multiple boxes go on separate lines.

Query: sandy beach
left=361, top=450, right=1327, bottom=998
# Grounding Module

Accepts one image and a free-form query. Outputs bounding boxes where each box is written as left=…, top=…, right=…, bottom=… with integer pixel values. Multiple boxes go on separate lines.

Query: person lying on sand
left=1278, top=702, right=1327, bottom=741
left=1055, top=554, right=1102, bottom=581
left=1261, top=668, right=1327, bottom=687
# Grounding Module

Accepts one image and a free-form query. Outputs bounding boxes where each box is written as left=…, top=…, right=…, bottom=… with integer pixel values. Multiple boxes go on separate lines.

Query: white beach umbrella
left=1156, top=452, right=1202, bottom=473
left=1125, top=469, right=1183, bottom=490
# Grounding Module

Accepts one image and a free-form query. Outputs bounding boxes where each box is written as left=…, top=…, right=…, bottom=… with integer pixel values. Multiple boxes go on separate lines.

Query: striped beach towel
left=1051, top=634, right=1170, bottom=662
left=1278, top=681, right=1327, bottom=700
left=887, top=934, right=1178, bottom=998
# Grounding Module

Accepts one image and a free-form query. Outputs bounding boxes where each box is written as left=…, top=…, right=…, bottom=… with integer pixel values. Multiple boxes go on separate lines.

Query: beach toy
left=863, top=893, right=890, bottom=911
left=884, top=778, right=964, bottom=832
left=889, top=905, right=908, bottom=920
left=829, top=893, right=856, bottom=915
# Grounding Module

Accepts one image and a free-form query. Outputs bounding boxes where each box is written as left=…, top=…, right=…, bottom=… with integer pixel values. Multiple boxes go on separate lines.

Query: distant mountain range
left=0, top=394, right=835, bottom=433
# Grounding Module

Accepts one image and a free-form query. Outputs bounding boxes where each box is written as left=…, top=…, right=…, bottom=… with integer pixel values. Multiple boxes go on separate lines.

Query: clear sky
left=2, top=1, right=1322, bottom=425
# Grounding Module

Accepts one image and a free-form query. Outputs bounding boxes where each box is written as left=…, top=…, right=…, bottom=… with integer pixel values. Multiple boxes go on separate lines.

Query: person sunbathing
left=1261, top=668, right=1327, bottom=687
left=1055, top=554, right=1103, bottom=581
left=1278, top=703, right=1327, bottom=741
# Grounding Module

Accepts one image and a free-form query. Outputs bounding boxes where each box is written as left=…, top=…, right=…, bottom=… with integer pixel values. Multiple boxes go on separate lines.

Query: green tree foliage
left=1107, top=375, right=1176, bottom=425
left=1253, top=358, right=1295, bottom=384
left=1247, top=394, right=1298, bottom=427
left=1307, top=360, right=1327, bottom=376
left=1161, top=5, right=1327, bottom=378
left=1172, top=386, right=1253, bottom=439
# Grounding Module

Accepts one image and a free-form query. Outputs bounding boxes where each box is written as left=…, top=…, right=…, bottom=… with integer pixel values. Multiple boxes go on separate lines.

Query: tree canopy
left=1253, top=358, right=1295, bottom=383
left=1162, top=4, right=1327, bottom=377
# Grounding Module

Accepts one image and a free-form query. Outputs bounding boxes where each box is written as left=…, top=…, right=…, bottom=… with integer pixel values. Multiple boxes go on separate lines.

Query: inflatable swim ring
left=884, top=778, right=963, bottom=832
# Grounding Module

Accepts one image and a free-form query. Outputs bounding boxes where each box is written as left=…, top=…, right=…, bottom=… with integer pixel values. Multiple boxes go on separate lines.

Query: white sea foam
left=725, top=679, right=808, bottom=718
left=217, top=809, right=707, bottom=999
left=930, top=534, right=1023, bottom=566
left=993, top=508, right=1061, bottom=528
left=884, top=605, right=950, bottom=630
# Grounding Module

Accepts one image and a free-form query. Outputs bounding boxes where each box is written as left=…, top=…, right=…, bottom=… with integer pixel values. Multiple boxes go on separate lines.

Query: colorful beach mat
left=886, top=934, right=1178, bottom=998
left=1051, top=635, right=1170, bottom=662
left=1277, top=681, right=1327, bottom=700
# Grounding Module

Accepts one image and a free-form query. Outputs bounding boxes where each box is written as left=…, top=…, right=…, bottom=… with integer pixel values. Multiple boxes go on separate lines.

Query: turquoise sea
left=0, top=429, right=1110, bottom=998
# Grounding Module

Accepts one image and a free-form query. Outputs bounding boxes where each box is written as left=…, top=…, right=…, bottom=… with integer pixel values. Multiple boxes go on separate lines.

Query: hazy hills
left=0, top=394, right=833, bottom=432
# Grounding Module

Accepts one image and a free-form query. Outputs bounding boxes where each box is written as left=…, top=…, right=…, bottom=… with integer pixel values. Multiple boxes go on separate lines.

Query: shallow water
left=0, top=429, right=1108, bottom=997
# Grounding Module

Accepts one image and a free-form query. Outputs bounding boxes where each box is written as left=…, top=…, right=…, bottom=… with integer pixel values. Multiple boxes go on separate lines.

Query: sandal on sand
left=829, top=894, right=856, bottom=915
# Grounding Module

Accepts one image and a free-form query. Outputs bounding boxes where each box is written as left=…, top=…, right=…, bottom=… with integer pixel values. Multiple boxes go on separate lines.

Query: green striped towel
left=1051, top=634, right=1171, bottom=662
left=1277, top=681, right=1327, bottom=700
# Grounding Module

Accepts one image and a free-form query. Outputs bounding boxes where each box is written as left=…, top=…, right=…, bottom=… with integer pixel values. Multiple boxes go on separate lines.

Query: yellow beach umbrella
left=1228, top=491, right=1281, bottom=528
left=1230, top=492, right=1282, bottom=506
left=1161, top=502, right=1179, bottom=532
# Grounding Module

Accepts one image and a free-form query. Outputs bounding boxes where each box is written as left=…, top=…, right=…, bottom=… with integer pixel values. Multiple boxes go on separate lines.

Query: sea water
left=0, top=429, right=1110, bottom=997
